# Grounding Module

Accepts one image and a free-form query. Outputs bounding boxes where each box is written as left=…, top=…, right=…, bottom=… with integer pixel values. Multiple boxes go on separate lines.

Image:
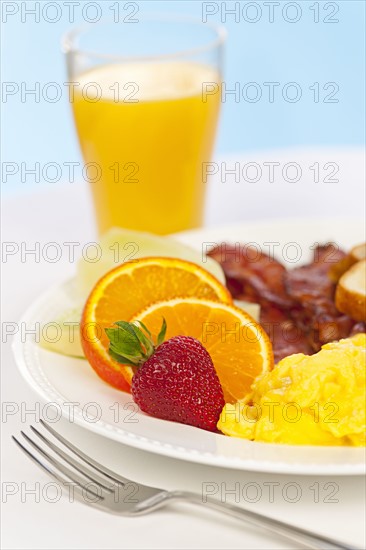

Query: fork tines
left=12, top=419, right=130, bottom=503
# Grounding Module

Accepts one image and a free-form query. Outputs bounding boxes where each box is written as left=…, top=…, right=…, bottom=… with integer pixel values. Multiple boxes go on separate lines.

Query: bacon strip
left=285, top=244, right=352, bottom=351
left=208, top=242, right=362, bottom=361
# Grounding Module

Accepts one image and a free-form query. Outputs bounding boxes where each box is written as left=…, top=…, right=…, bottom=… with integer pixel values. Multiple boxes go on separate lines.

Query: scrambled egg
left=218, top=334, right=366, bottom=446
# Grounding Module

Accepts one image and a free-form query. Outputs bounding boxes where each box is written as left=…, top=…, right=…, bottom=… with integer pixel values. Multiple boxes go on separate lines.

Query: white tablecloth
left=2, top=148, right=365, bottom=549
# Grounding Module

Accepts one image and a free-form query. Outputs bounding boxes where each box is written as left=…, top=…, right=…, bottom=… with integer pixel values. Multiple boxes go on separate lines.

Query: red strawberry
left=105, top=319, right=225, bottom=432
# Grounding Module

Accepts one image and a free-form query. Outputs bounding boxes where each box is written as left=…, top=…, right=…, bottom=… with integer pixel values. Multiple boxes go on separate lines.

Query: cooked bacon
left=285, top=244, right=346, bottom=301
left=209, top=244, right=291, bottom=308
left=260, top=305, right=313, bottom=362
left=285, top=244, right=351, bottom=351
left=209, top=242, right=362, bottom=361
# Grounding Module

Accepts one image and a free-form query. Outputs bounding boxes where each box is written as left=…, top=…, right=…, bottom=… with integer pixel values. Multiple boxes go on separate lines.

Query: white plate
left=13, top=218, right=366, bottom=475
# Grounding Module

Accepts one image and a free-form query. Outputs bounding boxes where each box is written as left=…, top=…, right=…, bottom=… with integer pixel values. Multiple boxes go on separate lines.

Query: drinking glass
left=63, top=16, right=225, bottom=235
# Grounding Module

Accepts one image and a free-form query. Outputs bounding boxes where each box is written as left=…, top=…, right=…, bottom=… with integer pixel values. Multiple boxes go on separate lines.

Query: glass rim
left=62, top=14, right=226, bottom=62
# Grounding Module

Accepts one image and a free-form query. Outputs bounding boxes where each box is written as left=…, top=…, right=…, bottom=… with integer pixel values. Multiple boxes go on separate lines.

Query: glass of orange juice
left=63, top=16, right=225, bottom=235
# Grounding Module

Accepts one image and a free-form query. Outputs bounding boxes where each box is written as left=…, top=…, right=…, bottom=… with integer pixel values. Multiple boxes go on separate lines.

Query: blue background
left=2, top=1, right=365, bottom=192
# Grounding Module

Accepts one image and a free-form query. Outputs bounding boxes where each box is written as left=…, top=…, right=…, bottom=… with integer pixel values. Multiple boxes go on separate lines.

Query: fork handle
left=170, top=491, right=357, bottom=550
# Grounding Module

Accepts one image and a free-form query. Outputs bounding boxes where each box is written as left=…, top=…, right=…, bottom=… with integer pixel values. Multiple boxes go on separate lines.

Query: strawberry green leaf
left=105, top=326, right=141, bottom=356
left=105, top=326, right=138, bottom=346
left=108, top=348, right=139, bottom=366
left=157, top=317, right=167, bottom=346
left=105, top=318, right=168, bottom=369
left=132, top=320, right=152, bottom=338
left=105, top=325, right=144, bottom=362
left=114, top=321, right=141, bottom=339
left=129, top=323, right=154, bottom=356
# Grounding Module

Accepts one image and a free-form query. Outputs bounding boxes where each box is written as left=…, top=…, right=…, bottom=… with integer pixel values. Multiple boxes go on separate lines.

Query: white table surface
left=2, top=148, right=365, bottom=550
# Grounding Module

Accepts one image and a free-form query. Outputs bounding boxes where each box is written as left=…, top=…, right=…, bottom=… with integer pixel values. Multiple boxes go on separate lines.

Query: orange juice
left=72, top=62, right=221, bottom=235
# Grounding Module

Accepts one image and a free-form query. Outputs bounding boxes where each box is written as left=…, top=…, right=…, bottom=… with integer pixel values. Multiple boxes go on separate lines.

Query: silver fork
left=13, top=420, right=357, bottom=550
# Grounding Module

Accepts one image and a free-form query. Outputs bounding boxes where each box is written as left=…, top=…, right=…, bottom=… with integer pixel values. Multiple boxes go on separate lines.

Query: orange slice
left=131, top=297, right=273, bottom=403
left=81, top=257, right=232, bottom=391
